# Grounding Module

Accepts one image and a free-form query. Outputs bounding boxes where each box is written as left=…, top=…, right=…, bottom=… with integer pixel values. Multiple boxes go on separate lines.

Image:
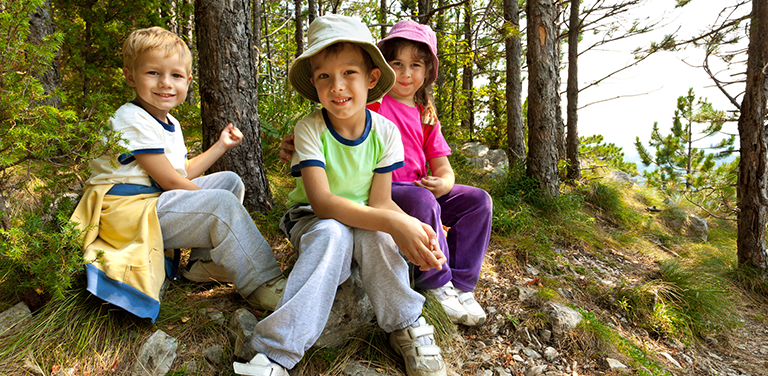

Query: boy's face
left=310, top=44, right=380, bottom=129
left=123, top=48, right=192, bottom=121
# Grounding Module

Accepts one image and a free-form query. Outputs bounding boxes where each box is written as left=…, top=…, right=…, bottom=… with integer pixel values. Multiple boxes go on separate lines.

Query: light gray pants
left=155, top=171, right=282, bottom=297
left=250, top=208, right=425, bottom=368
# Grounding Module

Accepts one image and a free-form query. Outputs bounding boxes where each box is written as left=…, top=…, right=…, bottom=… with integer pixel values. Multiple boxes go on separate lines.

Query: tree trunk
left=435, top=0, right=446, bottom=116
left=461, top=4, right=474, bottom=137
left=565, top=0, right=580, bottom=180
left=195, top=0, right=272, bottom=212
left=504, top=0, right=524, bottom=164
left=181, top=0, right=197, bottom=105
left=309, top=0, right=317, bottom=26
left=526, top=0, right=559, bottom=198
left=28, top=0, right=62, bottom=108
left=553, top=20, right=564, bottom=162
left=737, top=0, right=768, bottom=270
left=418, top=0, right=431, bottom=23
left=294, top=0, right=305, bottom=57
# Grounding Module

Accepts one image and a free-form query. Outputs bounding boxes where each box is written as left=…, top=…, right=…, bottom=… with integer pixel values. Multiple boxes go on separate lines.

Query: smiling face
left=123, top=48, right=192, bottom=121
left=309, top=43, right=381, bottom=133
left=386, top=44, right=428, bottom=107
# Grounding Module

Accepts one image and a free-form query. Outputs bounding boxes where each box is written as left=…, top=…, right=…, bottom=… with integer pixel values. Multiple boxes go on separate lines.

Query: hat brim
left=289, top=41, right=395, bottom=104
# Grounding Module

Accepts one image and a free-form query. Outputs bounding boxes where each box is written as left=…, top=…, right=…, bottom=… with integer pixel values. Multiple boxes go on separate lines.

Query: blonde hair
left=379, top=38, right=438, bottom=123
left=122, top=26, right=192, bottom=74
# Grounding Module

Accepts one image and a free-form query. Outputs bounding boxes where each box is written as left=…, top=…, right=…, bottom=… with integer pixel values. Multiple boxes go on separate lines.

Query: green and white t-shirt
left=289, top=108, right=404, bottom=205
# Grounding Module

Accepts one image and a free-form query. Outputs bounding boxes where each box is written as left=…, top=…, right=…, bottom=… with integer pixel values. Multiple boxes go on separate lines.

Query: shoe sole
left=182, top=270, right=231, bottom=283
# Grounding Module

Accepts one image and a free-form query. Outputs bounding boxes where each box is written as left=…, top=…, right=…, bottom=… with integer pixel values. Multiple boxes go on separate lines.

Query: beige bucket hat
left=288, top=14, right=395, bottom=104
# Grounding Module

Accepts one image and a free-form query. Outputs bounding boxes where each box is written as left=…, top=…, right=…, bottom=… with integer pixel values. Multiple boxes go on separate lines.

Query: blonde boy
left=234, top=15, right=447, bottom=376
left=72, top=26, right=285, bottom=322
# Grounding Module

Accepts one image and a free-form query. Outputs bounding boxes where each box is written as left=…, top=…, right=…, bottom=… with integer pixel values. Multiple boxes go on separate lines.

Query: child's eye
left=391, top=61, right=402, bottom=67
left=316, top=73, right=329, bottom=79
left=172, top=73, right=185, bottom=79
left=147, top=71, right=159, bottom=76
left=344, top=70, right=357, bottom=75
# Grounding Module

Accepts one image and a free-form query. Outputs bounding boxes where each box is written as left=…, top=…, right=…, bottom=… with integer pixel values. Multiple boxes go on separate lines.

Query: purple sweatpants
left=391, top=181, right=492, bottom=292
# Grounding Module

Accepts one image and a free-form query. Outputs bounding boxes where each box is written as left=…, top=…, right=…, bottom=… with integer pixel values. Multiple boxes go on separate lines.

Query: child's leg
left=391, top=182, right=451, bottom=290
left=250, top=217, right=354, bottom=369
left=352, top=228, right=424, bottom=332
left=436, top=184, right=492, bottom=292
left=156, top=172, right=282, bottom=298
left=186, top=171, right=244, bottom=263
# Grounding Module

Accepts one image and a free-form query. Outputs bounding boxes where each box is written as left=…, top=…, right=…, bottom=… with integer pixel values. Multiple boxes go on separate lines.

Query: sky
left=574, top=0, right=748, bottom=165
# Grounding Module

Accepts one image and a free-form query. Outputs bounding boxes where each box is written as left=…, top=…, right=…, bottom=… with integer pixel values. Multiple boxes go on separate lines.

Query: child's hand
left=279, top=133, right=295, bottom=164
left=418, top=221, right=447, bottom=271
left=220, top=123, right=243, bottom=150
left=414, top=176, right=451, bottom=199
left=390, top=214, right=444, bottom=271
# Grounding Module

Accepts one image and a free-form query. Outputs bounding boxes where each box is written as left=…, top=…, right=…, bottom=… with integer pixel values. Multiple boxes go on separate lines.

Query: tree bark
left=565, top=0, right=580, bottom=180
left=28, top=0, right=62, bottom=108
left=737, top=0, right=768, bottom=270
left=553, top=19, right=564, bottom=162
left=418, top=0, right=431, bottom=23
left=294, top=0, right=305, bottom=57
left=195, top=0, right=272, bottom=212
left=526, top=0, right=559, bottom=198
left=504, top=0, right=525, bottom=164
left=308, top=0, right=317, bottom=26
left=461, top=3, right=474, bottom=137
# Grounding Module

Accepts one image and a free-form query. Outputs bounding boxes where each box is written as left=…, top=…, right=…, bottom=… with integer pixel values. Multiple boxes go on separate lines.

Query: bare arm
left=415, top=156, right=455, bottom=199
left=185, top=123, right=243, bottom=179
left=135, top=153, right=200, bottom=191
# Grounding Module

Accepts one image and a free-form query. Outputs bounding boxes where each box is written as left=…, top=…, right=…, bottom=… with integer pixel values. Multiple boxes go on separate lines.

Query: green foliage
left=580, top=181, right=641, bottom=228
left=635, top=88, right=737, bottom=217
left=0, top=195, right=86, bottom=302
left=579, top=134, right=638, bottom=176
left=612, top=259, right=738, bottom=339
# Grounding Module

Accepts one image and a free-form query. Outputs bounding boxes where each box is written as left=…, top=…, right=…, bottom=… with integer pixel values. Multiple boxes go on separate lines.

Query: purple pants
left=391, top=181, right=492, bottom=292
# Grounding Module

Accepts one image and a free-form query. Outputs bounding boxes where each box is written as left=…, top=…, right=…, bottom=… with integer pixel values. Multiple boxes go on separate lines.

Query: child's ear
left=123, top=67, right=136, bottom=88
left=368, top=68, right=381, bottom=89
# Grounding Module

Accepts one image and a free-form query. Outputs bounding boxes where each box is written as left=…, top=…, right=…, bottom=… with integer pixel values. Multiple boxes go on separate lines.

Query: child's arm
left=135, top=123, right=242, bottom=191
left=416, top=156, right=455, bottom=199
left=302, top=166, right=445, bottom=271
left=185, top=123, right=243, bottom=179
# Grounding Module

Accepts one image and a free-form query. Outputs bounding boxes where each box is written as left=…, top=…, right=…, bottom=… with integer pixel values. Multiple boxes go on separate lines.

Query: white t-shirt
left=87, top=101, right=187, bottom=186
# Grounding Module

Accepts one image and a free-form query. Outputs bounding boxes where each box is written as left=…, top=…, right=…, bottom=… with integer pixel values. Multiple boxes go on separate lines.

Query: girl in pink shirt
left=373, top=20, right=492, bottom=326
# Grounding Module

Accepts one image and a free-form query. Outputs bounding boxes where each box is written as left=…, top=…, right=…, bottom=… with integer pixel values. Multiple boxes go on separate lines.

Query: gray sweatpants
left=250, top=207, right=425, bottom=369
left=155, top=171, right=282, bottom=298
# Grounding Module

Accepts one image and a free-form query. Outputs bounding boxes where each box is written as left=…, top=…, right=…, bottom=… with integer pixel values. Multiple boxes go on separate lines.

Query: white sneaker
left=389, top=317, right=447, bottom=376
left=425, top=281, right=468, bottom=324
left=457, top=290, right=486, bottom=326
left=233, top=353, right=288, bottom=376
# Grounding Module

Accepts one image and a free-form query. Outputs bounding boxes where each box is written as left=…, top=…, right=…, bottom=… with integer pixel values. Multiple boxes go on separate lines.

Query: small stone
left=659, top=352, right=681, bottom=368
left=522, top=348, right=542, bottom=359
left=182, top=361, right=197, bottom=373
left=606, top=358, right=627, bottom=369
left=525, top=365, right=547, bottom=376
left=204, top=344, right=224, bottom=365
left=543, top=347, right=558, bottom=361
left=512, top=355, right=525, bottom=362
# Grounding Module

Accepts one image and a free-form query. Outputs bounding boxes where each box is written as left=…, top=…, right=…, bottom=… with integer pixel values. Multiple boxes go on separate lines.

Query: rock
left=316, top=264, right=375, bottom=348
left=606, top=171, right=635, bottom=186
left=494, top=367, right=512, bottom=376
left=0, top=302, right=32, bottom=335
left=686, top=214, right=708, bottom=242
left=486, top=149, right=508, bottom=166
left=525, top=365, right=547, bottom=376
left=343, top=363, right=395, bottom=375
left=461, top=142, right=489, bottom=158
left=659, top=352, right=682, bottom=368
left=228, top=308, right=259, bottom=360
left=543, top=302, right=583, bottom=339
left=468, top=157, right=490, bottom=170
left=516, top=286, right=537, bottom=302
left=476, top=369, right=493, bottom=376
left=538, top=329, right=552, bottom=343
left=522, top=347, right=541, bottom=359
left=203, top=344, right=223, bottom=365
left=606, top=358, right=627, bottom=369
left=543, top=346, right=558, bottom=361
left=131, top=330, right=177, bottom=376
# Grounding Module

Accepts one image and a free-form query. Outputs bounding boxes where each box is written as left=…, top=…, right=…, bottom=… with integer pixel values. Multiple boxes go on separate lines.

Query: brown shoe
left=246, top=275, right=287, bottom=311
left=183, top=260, right=231, bottom=283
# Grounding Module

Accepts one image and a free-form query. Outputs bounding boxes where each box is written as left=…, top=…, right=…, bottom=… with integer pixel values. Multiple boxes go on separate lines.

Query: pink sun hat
left=378, top=20, right=439, bottom=86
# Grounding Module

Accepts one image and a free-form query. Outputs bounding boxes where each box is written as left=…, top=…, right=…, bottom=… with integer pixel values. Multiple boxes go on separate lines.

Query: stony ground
left=164, top=233, right=768, bottom=376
